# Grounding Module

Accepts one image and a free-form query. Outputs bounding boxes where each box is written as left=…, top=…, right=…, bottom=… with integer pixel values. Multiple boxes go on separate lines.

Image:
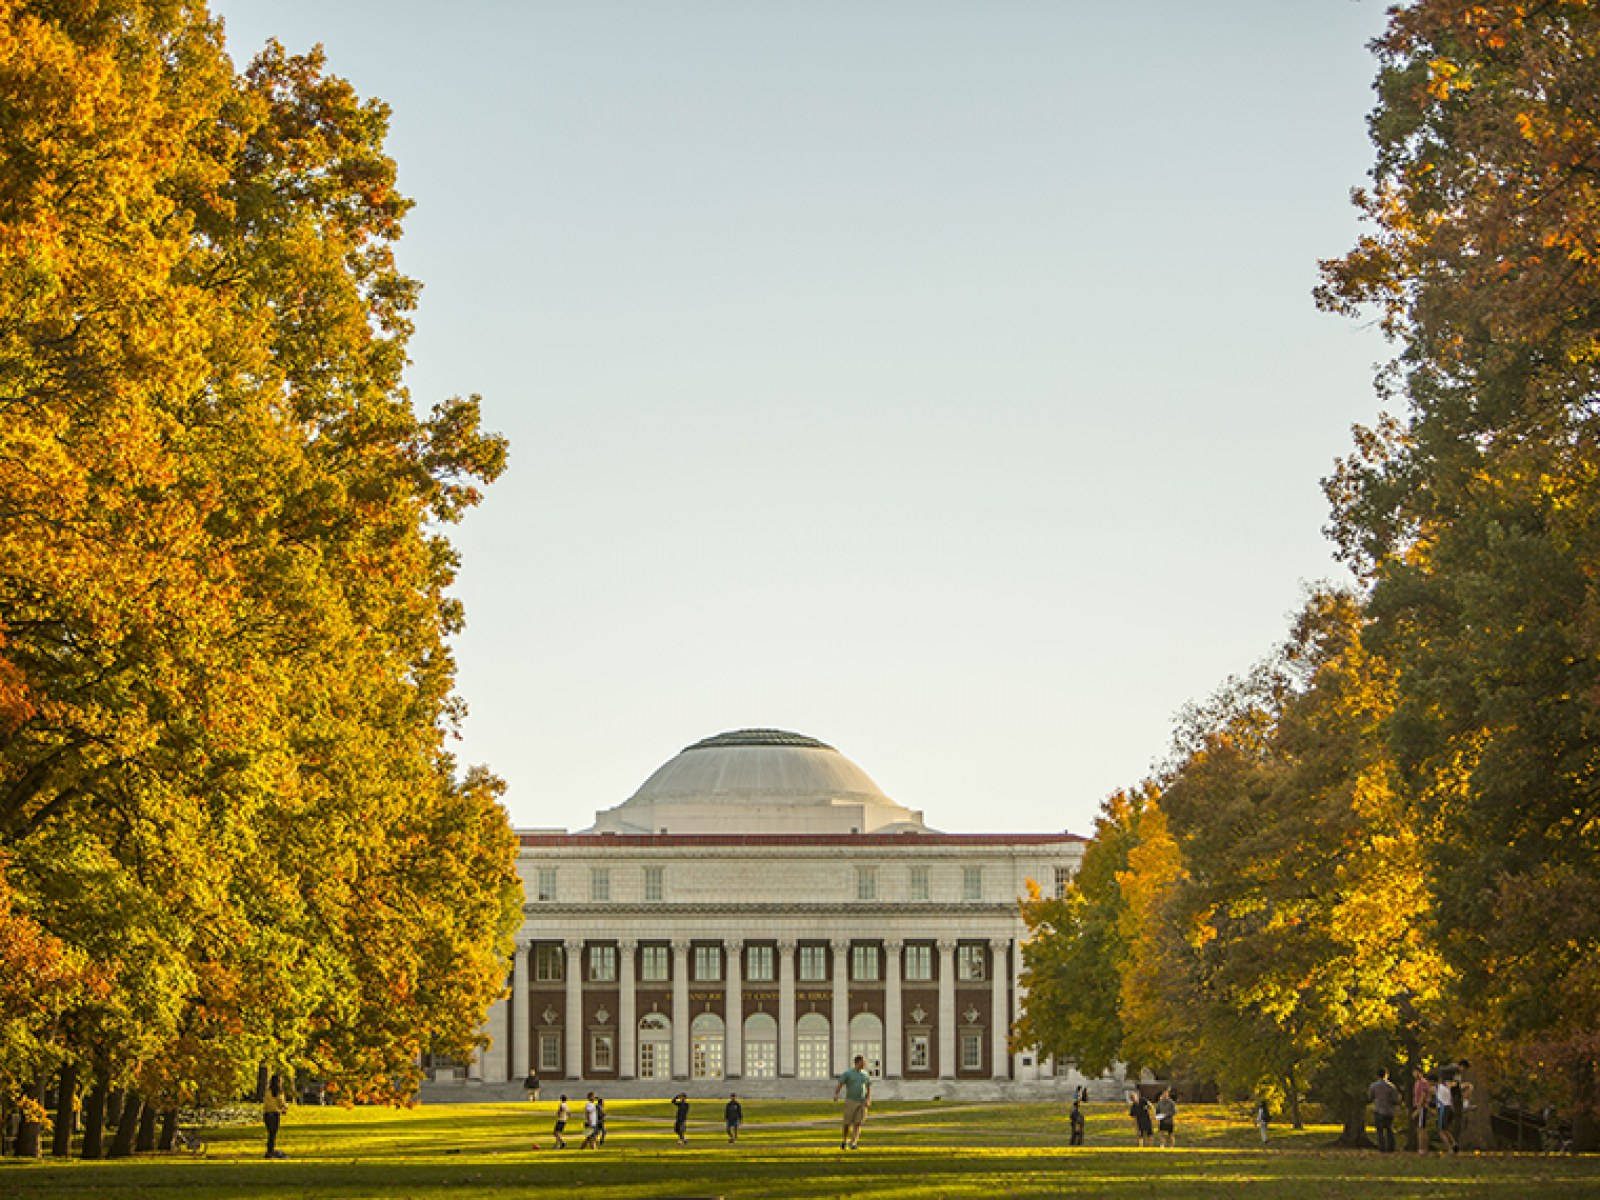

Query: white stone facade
left=450, top=730, right=1094, bottom=1098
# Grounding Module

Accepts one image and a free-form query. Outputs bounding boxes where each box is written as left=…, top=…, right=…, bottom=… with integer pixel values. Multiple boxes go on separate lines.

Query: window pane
left=963, top=866, right=982, bottom=900
left=590, top=945, right=616, bottom=982
left=641, top=945, right=668, bottom=982
left=644, top=865, right=663, bottom=902
left=536, top=868, right=557, bottom=902
left=856, top=866, right=876, bottom=900
left=852, top=944, right=878, bottom=981
left=909, top=1034, right=929, bottom=1070
left=539, top=1032, right=562, bottom=1072
left=746, top=945, right=774, bottom=982
left=694, top=945, right=721, bottom=982
left=909, top=866, right=929, bottom=901
left=798, top=945, right=826, bottom=981
left=961, top=1033, right=982, bottom=1070
left=591, top=868, right=610, bottom=902
left=958, top=945, right=985, bottom=981
left=535, top=944, right=563, bottom=981
left=905, top=944, right=932, bottom=982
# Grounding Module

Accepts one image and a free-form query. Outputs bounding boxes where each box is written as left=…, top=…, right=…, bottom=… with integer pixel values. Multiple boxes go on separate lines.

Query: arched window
left=638, top=1012, right=672, bottom=1080
left=849, top=1011, right=884, bottom=1079
left=796, top=1012, right=830, bottom=1079
left=743, top=1012, right=778, bottom=1079
left=691, top=1011, right=725, bottom=1079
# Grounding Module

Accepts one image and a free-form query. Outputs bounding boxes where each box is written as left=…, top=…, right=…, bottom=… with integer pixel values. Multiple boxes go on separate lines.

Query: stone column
left=831, top=938, right=851, bottom=1074
left=778, top=938, right=796, bottom=1077
left=883, top=938, right=903, bottom=1078
left=1011, top=937, right=1030, bottom=1080
left=672, top=939, right=690, bottom=1079
left=564, top=938, right=584, bottom=1081
left=989, top=936, right=1010, bottom=1080
left=485, top=969, right=509, bottom=1082
left=618, top=937, right=637, bottom=1080
left=725, top=939, right=743, bottom=1078
left=511, top=939, right=530, bottom=1078
left=937, top=937, right=956, bottom=1079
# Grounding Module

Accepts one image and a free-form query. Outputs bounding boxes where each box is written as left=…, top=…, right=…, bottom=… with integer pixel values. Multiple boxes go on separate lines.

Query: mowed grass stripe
left=2, top=1101, right=1596, bottom=1198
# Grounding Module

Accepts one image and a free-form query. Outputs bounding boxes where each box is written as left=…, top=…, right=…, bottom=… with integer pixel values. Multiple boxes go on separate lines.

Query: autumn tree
left=0, top=0, right=520, bottom=1146
left=1014, top=783, right=1158, bottom=1078
left=1319, top=0, right=1600, bottom=1146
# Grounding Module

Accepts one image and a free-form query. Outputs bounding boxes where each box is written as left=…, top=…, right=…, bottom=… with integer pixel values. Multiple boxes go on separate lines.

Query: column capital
left=671, top=937, right=692, bottom=952
left=830, top=937, right=852, bottom=953
left=724, top=937, right=744, bottom=953
left=936, top=937, right=957, bottom=952
left=777, top=938, right=796, bottom=954
left=514, top=936, right=531, bottom=952
left=988, top=936, right=1010, bottom=951
left=618, top=936, right=638, bottom=952
left=883, top=937, right=904, bottom=953
left=564, top=937, right=585, bottom=954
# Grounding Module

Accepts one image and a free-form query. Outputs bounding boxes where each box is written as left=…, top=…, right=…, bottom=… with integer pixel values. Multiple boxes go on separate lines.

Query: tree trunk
left=81, top=1074, right=110, bottom=1159
left=1573, top=1058, right=1598, bottom=1154
left=134, top=1101, right=158, bottom=1152
left=105, top=1088, right=123, bottom=1129
left=252, top=1063, right=269, bottom=1103
left=51, top=1064, right=78, bottom=1158
left=1332, top=1095, right=1374, bottom=1148
left=158, top=1109, right=178, bottom=1152
left=12, top=1078, right=44, bottom=1157
left=1283, top=1075, right=1305, bottom=1130
left=108, top=1091, right=142, bottom=1158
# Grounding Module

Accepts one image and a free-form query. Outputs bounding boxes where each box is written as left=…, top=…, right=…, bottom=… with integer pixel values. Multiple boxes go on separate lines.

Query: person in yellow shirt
left=263, top=1074, right=289, bottom=1159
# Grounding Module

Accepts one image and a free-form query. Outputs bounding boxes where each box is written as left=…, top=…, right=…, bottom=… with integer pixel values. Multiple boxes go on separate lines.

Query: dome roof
left=588, top=728, right=926, bottom=835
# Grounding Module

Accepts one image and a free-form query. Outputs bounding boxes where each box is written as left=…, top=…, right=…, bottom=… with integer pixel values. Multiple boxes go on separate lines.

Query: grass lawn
left=3, top=1100, right=1597, bottom=1198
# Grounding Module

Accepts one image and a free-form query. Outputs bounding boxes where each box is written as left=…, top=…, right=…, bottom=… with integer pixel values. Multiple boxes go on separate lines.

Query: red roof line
left=516, top=831, right=1085, bottom=847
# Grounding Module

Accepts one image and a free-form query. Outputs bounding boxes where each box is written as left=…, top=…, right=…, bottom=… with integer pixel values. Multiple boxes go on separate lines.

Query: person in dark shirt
left=672, top=1093, right=690, bottom=1145
left=1069, top=1100, right=1085, bottom=1146
left=1369, top=1067, right=1400, bottom=1152
left=724, top=1093, right=744, bottom=1142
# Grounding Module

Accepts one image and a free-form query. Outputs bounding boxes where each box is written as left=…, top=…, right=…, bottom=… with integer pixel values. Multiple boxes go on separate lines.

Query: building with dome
left=453, top=729, right=1088, bottom=1098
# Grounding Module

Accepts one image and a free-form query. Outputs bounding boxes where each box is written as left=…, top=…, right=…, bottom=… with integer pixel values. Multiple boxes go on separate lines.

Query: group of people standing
left=1124, top=1088, right=1178, bottom=1147
left=1366, top=1060, right=1472, bottom=1153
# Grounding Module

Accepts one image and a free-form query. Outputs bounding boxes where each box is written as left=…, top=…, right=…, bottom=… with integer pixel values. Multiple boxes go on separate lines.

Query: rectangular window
left=746, top=944, right=774, bottom=983
left=592, top=1032, right=614, bottom=1072
left=963, top=866, right=982, bottom=900
left=534, top=943, right=563, bottom=982
left=851, top=943, right=879, bottom=981
left=904, top=943, right=932, bottom=982
left=539, top=1031, right=562, bottom=1072
left=643, top=865, right=664, bottom=901
left=957, top=944, right=986, bottom=982
left=909, top=866, right=929, bottom=901
left=908, top=1033, right=929, bottom=1070
left=693, top=944, right=722, bottom=982
left=856, top=866, right=876, bottom=900
left=798, top=944, right=827, bottom=982
left=589, top=944, right=616, bottom=982
left=961, top=1032, right=983, bottom=1070
left=640, top=944, right=669, bottom=982
left=1054, top=865, right=1072, bottom=899
left=536, top=867, right=557, bottom=902
left=590, top=867, right=610, bottom=902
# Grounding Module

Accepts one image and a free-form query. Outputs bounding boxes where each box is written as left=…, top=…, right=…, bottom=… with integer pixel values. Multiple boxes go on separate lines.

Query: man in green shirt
left=833, top=1055, right=873, bottom=1150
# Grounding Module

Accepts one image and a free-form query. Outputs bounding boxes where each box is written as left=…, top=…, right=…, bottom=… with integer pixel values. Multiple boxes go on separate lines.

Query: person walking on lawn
left=833, top=1055, right=872, bottom=1150
left=724, top=1093, right=744, bottom=1143
left=1369, top=1067, right=1400, bottom=1152
left=672, top=1093, right=690, bottom=1145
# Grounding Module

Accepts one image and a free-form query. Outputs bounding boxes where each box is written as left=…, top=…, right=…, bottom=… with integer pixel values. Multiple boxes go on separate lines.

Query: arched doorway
left=691, top=1012, right=725, bottom=1079
left=743, top=1012, right=777, bottom=1079
left=849, top=1012, right=884, bottom=1078
left=638, top=1012, right=671, bottom=1079
left=796, top=1012, right=830, bottom=1079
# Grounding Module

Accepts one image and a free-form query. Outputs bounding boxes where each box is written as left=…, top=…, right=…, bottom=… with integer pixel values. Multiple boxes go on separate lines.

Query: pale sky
left=211, top=1, right=1393, bottom=836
